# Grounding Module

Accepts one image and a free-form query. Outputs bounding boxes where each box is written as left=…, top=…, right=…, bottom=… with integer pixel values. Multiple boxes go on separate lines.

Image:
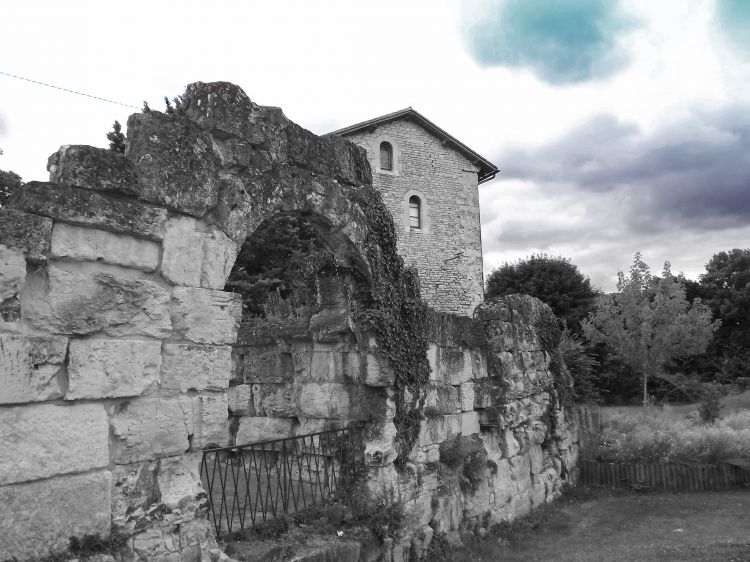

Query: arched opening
left=380, top=141, right=393, bottom=171
left=409, top=195, right=421, bottom=230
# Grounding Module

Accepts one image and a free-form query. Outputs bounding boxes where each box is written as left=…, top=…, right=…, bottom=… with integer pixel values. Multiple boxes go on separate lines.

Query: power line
left=0, top=70, right=140, bottom=110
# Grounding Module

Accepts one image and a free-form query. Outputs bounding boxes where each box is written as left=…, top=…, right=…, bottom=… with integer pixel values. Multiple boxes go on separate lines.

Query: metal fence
left=200, top=426, right=364, bottom=537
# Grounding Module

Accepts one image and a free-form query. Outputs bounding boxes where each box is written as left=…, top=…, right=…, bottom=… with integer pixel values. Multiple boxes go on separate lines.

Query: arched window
left=409, top=196, right=421, bottom=230
left=380, top=141, right=393, bottom=171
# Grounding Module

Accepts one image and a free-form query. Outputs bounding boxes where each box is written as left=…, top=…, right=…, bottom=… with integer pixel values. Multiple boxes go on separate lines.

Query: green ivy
left=343, top=183, right=432, bottom=467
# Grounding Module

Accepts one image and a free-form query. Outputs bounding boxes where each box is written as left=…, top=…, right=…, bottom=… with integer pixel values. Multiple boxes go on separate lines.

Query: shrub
left=439, top=435, right=489, bottom=493
left=596, top=407, right=750, bottom=463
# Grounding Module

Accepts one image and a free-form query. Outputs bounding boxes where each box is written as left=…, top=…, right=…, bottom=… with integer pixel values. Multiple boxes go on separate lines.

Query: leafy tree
left=106, top=121, right=126, bottom=154
left=680, top=249, right=750, bottom=383
left=486, top=253, right=597, bottom=332
left=225, top=215, right=335, bottom=318
left=582, top=253, right=718, bottom=406
left=0, top=169, right=22, bottom=207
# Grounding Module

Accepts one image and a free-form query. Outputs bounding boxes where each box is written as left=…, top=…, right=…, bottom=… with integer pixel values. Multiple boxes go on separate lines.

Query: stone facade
left=334, top=113, right=496, bottom=317
left=0, top=82, right=593, bottom=562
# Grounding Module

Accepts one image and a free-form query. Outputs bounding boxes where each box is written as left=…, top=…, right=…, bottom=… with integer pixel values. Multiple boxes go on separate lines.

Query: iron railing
left=200, top=426, right=364, bottom=537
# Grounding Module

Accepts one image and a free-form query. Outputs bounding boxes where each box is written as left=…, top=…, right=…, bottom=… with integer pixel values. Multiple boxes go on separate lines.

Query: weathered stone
left=243, top=345, right=292, bottom=384
left=499, top=429, right=521, bottom=458
left=461, top=411, right=480, bottom=435
left=528, top=444, right=544, bottom=475
left=307, top=341, right=360, bottom=383
left=365, top=352, right=394, bottom=386
left=235, top=417, right=296, bottom=444
left=127, top=111, right=220, bottom=216
left=110, top=397, right=191, bottom=463
left=253, top=383, right=298, bottom=417
left=47, top=144, right=141, bottom=196
left=21, top=264, right=171, bottom=337
left=458, top=382, right=475, bottom=412
left=50, top=222, right=159, bottom=271
left=298, top=382, right=369, bottom=419
left=160, top=343, right=232, bottom=392
left=228, top=384, right=254, bottom=415
left=170, top=287, right=241, bottom=345
left=161, top=216, right=238, bottom=289
left=192, top=392, right=230, bottom=449
left=0, top=208, right=52, bottom=261
left=10, top=181, right=167, bottom=240
left=0, top=470, right=111, bottom=561
left=424, top=383, right=459, bottom=415
left=0, top=333, right=67, bottom=403
left=112, top=454, right=205, bottom=536
left=67, top=339, right=161, bottom=399
left=365, top=420, right=397, bottom=466
left=0, top=402, right=109, bottom=485
left=0, top=244, right=26, bottom=301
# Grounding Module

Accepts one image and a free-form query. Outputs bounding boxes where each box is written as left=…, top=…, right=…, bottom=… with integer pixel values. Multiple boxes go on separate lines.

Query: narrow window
left=409, top=196, right=421, bottom=230
left=380, top=141, right=393, bottom=171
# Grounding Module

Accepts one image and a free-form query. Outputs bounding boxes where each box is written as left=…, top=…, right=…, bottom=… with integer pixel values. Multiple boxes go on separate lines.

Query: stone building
left=329, top=109, right=498, bottom=316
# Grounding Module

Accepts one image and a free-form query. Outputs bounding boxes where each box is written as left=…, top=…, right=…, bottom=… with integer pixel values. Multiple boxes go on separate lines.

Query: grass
left=596, top=405, right=750, bottom=464
left=428, top=488, right=750, bottom=562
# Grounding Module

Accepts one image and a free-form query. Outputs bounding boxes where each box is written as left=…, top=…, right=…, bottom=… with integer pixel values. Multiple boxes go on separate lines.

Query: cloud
left=462, top=0, right=636, bottom=84
left=480, top=105, right=750, bottom=290
left=499, top=107, right=750, bottom=230
left=715, top=0, right=750, bottom=55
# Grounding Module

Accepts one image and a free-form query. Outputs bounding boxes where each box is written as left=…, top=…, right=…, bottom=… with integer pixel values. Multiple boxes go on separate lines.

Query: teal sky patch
left=463, top=0, right=635, bottom=84
left=716, top=0, right=750, bottom=54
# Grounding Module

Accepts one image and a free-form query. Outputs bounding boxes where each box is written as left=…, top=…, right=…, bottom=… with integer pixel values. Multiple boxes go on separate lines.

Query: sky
left=1, top=0, right=749, bottom=291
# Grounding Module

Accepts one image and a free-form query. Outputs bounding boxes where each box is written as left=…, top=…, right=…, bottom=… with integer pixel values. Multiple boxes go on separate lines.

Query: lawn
left=434, top=488, right=750, bottom=561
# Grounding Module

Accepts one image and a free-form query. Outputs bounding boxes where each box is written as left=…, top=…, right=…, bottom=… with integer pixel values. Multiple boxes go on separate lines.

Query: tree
left=486, top=253, right=597, bottom=332
left=582, top=253, right=718, bottom=406
left=0, top=169, right=22, bottom=207
left=106, top=121, right=126, bottom=154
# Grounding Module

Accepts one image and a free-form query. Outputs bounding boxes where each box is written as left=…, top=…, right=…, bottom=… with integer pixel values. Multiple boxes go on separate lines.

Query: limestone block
left=444, top=413, right=462, bottom=438
left=131, top=526, right=181, bottom=562
left=0, top=333, right=67, bottom=404
left=0, top=244, right=26, bottom=301
left=126, top=111, right=221, bottom=216
left=11, top=181, right=167, bottom=240
left=529, top=482, right=547, bottom=507
left=364, top=420, right=398, bottom=466
left=470, top=347, right=487, bottom=379
left=458, top=382, right=475, bottom=412
left=235, top=416, right=296, bottom=444
left=439, top=346, right=472, bottom=385
left=170, top=287, right=241, bottom=345
left=48, top=144, right=141, bottom=195
left=298, top=382, right=365, bottom=419
left=528, top=444, right=544, bottom=475
left=499, top=429, right=521, bottom=458
left=424, top=383, right=459, bottom=414
left=0, top=208, right=53, bottom=261
left=427, top=342, right=440, bottom=382
left=180, top=392, right=230, bottom=449
left=158, top=453, right=204, bottom=513
left=291, top=341, right=313, bottom=374
left=491, top=458, right=515, bottom=505
left=161, top=216, right=238, bottom=289
left=461, top=411, right=480, bottom=436
left=243, top=345, right=292, bottom=384
left=253, top=383, right=298, bottom=417
left=364, top=353, right=392, bottom=387
left=0, top=402, right=109, bottom=485
left=21, top=264, right=171, bottom=337
left=306, top=341, right=360, bottom=383
left=66, top=339, right=161, bottom=399
left=0, top=470, right=111, bottom=561
left=161, top=343, right=232, bottom=392
left=110, top=396, right=191, bottom=463
left=50, top=223, right=160, bottom=271
left=111, top=461, right=159, bottom=535
left=509, top=453, right=532, bottom=493
left=228, top=384, right=254, bottom=415
left=418, top=417, right=445, bottom=447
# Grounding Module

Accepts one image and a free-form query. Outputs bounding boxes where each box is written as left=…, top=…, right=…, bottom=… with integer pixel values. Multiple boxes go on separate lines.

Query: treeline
left=486, top=251, right=750, bottom=405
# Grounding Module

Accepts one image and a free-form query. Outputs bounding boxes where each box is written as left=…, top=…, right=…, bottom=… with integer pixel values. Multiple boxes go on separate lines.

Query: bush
left=596, top=408, right=750, bottom=463
left=439, top=435, right=489, bottom=493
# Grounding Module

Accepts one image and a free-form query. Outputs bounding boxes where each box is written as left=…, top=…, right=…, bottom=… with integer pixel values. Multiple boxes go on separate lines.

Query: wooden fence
left=580, top=460, right=750, bottom=491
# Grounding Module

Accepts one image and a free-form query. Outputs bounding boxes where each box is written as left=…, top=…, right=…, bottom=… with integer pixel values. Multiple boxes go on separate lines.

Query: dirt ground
left=445, top=489, right=750, bottom=562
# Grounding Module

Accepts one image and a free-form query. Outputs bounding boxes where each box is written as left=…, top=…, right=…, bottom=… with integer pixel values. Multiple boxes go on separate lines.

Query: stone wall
left=0, top=81, right=595, bottom=561
left=342, top=119, right=485, bottom=316
left=0, top=81, right=377, bottom=562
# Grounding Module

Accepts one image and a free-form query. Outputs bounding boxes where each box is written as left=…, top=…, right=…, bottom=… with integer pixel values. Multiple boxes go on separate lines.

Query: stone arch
left=0, top=81, right=390, bottom=560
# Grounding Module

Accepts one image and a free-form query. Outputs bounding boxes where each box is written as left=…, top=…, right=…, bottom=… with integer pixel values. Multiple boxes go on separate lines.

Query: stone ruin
left=0, top=81, right=597, bottom=561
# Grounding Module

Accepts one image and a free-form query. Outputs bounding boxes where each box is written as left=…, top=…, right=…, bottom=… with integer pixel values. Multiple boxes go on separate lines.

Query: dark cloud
left=462, top=0, right=637, bottom=84
left=499, top=107, right=750, bottom=231
left=715, top=0, right=750, bottom=55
